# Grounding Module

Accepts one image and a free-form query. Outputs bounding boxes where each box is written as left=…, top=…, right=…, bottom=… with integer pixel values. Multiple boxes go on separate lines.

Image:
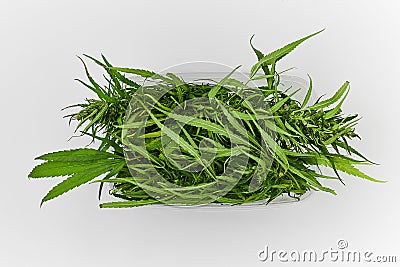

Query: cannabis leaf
left=29, top=149, right=125, bottom=206
left=250, top=29, right=325, bottom=79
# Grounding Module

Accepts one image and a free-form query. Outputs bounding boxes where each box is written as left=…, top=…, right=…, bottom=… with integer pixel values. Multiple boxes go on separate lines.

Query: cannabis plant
left=29, top=29, right=383, bottom=208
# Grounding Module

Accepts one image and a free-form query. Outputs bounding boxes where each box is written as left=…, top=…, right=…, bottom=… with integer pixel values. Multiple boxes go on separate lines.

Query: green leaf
left=300, top=74, right=313, bottom=109
left=110, top=67, right=156, bottom=78
left=35, top=148, right=118, bottom=162
left=82, top=54, right=125, bottom=96
left=96, top=160, right=126, bottom=200
left=100, top=199, right=159, bottom=208
left=166, top=72, right=184, bottom=86
left=250, top=29, right=324, bottom=78
left=322, top=127, right=351, bottom=145
left=249, top=34, right=270, bottom=76
left=336, top=141, right=377, bottom=164
left=110, top=67, right=172, bottom=83
left=29, top=160, right=119, bottom=178
left=249, top=34, right=265, bottom=61
left=308, top=81, right=350, bottom=110
left=305, top=154, right=385, bottom=183
left=82, top=104, right=109, bottom=133
left=208, top=65, right=241, bottom=98
left=269, top=88, right=301, bottom=113
left=74, top=78, right=106, bottom=100
left=288, top=165, right=336, bottom=194
left=98, top=54, right=140, bottom=88
left=40, top=163, right=117, bottom=206
left=324, top=84, right=350, bottom=119
left=249, top=74, right=275, bottom=81
left=80, top=131, right=124, bottom=154
left=254, top=121, right=289, bottom=170
left=152, top=104, right=252, bottom=148
left=76, top=56, right=112, bottom=102
left=114, top=73, right=141, bottom=88
left=337, top=163, right=384, bottom=183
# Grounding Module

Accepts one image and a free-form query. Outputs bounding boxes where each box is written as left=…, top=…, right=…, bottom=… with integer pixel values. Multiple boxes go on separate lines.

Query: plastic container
left=113, top=62, right=316, bottom=208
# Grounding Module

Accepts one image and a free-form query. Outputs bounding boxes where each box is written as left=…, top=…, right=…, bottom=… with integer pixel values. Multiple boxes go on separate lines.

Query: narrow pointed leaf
left=300, top=74, right=313, bottom=108
left=100, top=199, right=160, bottom=208
left=208, top=65, right=241, bottom=98
left=324, top=85, right=350, bottom=119
left=40, top=164, right=117, bottom=206
left=308, top=81, right=350, bottom=110
left=250, top=29, right=324, bottom=78
left=35, top=148, right=118, bottom=162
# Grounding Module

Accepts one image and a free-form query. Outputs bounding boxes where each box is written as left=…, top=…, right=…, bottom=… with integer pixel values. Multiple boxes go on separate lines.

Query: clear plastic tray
left=114, top=62, right=315, bottom=208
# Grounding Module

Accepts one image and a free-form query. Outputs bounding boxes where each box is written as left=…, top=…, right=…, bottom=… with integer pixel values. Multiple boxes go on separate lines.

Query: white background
left=1, top=0, right=399, bottom=266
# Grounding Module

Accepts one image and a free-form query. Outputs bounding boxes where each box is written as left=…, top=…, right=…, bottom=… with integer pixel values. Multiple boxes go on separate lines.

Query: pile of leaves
left=29, top=30, right=383, bottom=208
